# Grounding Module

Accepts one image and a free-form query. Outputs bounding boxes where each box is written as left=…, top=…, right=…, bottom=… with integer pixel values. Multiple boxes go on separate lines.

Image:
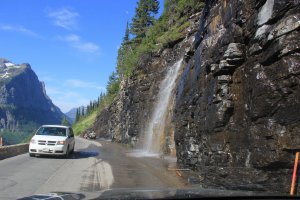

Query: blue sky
left=0, top=0, right=163, bottom=112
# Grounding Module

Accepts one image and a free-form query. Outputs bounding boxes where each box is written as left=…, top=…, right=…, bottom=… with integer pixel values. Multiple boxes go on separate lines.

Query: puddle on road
left=80, top=158, right=114, bottom=192
left=126, top=149, right=160, bottom=158
left=126, top=150, right=178, bottom=172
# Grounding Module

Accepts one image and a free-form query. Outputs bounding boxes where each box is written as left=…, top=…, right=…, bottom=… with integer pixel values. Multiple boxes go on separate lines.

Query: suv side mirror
left=67, top=128, right=74, bottom=138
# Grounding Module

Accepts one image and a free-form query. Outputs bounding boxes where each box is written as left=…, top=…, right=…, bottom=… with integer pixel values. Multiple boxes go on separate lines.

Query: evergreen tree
left=106, top=71, right=120, bottom=96
left=98, top=95, right=101, bottom=106
left=81, top=106, right=85, bottom=116
left=75, top=108, right=79, bottom=122
left=98, top=92, right=104, bottom=107
left=93, top=100, right=97, bottom=110
left=123, top=22, right=130, bottom=44
left=130, top=0, right=159, bottom=39
left=61, top=116, right=70, bottom=126
left=117, top=22, right=132, bottom=77
left=87, top=105, right=90, bottom=115
left=100, top=92, right=104, bottom=101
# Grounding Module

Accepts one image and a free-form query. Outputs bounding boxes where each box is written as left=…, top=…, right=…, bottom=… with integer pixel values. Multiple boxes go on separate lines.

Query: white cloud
left=65, top=79, right=105, bottom=90
left=45, top=84, right=104, bottom=113
left=51, top=93, right=91, bottom=112
left=0, top=24, right=38, bottom=37
left=48, top=8, right=79, bottom=30
left=125, top=10, right=129, bottom=14
left=44, top=79, right=106, bottom=112
left=55, top=99, right=90, bottom=113
left=59, top=34, right=100, bottom=54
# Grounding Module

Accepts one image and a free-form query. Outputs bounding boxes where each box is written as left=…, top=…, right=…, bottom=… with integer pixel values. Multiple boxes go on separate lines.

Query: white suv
left=29, top=125, right=75, bottom=157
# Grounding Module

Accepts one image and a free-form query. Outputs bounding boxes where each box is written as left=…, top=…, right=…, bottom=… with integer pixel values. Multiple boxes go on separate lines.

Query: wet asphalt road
left=0, top=137, right=186, bottom=199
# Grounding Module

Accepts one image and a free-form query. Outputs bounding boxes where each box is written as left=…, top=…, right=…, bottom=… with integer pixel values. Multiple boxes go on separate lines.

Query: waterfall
left=143, top=58, right=183, bottom=155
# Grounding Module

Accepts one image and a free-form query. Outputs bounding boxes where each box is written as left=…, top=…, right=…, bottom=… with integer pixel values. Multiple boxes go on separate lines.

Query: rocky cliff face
left=174, top=0, right=300, bottom=193
left=93, top=13, right=201, bottom=151
left=0, top=59, right=64, bottom=141
left=93, top=0, right=300, bottom=194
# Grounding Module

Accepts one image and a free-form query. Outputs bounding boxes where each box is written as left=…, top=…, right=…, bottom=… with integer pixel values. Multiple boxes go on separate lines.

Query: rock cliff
left=174, top=0, right=300, bottom=193
left=93, top=0, right=300, bottom=193
left=0, top=59, right=64, bottom=144
left=93, top=12, right=200, bottom=151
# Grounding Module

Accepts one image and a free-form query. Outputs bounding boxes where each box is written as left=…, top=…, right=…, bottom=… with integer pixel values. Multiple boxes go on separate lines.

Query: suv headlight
left=57, top=141, right=65, bottom=145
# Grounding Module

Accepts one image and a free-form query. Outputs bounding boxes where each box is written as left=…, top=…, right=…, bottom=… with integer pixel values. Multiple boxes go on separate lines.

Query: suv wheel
left=70, top=146, right=74, bottom=154
left=64, top=146, right=69, bottom=158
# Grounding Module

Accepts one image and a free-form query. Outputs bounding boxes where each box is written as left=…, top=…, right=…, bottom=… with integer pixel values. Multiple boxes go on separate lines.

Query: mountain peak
left=0, top=58, right=65, bottom=144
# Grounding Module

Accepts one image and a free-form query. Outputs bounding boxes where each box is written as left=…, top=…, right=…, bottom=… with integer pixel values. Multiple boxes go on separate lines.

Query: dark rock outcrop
left=174, top=0, right=300, bottom=193
left=93, top=0, right=300, bottom=194
left=0, top=59, right=64, bottom=143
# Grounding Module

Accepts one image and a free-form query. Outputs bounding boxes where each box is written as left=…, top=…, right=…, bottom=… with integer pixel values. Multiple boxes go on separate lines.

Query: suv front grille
left=38, top=140, right=57, bottom=146
left=47, top=141, right=56, bottom=146
left=38, top=140, right=46, bottom=145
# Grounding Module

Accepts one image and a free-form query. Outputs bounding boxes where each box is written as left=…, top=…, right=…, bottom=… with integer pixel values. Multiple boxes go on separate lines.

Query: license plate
left=43, top=148, right=50, bottom=152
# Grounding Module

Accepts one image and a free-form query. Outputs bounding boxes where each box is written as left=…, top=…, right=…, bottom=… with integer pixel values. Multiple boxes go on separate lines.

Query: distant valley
left=65, top=107, right=80, bottom=124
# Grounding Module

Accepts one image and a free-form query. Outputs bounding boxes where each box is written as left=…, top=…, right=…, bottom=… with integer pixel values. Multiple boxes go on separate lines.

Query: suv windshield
left=1, top=0, right=299, bottom=199
left=36, top=127, right=67, bottom=137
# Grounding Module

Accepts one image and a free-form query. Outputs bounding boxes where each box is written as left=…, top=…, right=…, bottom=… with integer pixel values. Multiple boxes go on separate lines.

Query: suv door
left=68, top=128, right=75, bottom=150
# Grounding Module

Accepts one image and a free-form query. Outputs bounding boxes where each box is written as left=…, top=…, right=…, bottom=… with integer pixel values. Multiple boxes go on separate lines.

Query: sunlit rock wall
left=93, top=0, right=300, bottom=193
left=174, top=0, right=300, bottom=193
left=93, top=13, right=201, bottom=154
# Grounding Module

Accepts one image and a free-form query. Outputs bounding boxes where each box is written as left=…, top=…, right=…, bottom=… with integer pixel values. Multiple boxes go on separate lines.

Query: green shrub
left=119, top=0, right=204, bottom=75
left=73, top=110, right=98, bottom=135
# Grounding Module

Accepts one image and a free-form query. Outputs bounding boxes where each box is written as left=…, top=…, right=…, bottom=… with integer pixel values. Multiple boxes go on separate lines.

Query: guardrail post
left=290, top=152, right=299, bottom=196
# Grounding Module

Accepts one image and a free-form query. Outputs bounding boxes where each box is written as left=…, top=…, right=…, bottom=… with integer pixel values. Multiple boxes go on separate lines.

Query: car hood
left=32, top=135, right=67, bottom=141
left=18, top=188, right=282, bottom=200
